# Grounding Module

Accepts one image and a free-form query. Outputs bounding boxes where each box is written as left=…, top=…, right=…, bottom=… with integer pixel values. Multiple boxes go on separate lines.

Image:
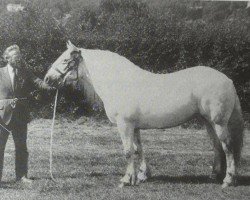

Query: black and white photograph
left=0, top=0, right=250, bottom=199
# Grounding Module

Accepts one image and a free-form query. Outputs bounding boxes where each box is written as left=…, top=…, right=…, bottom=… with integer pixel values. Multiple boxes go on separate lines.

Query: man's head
left=3, top=45, right=22, bottom=68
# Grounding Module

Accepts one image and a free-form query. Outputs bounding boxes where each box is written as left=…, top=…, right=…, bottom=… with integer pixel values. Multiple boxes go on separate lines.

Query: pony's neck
left=78, top=55, right=116, bottom=103
left=78, top=48, right=156, bottom=103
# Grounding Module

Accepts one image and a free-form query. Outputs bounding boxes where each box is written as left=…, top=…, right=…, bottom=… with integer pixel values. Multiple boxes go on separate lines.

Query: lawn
left=0, top=117, right=250, bottom=200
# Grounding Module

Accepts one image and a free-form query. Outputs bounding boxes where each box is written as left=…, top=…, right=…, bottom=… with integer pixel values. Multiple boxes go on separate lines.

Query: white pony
left=44, top=41, right=244, bottom=188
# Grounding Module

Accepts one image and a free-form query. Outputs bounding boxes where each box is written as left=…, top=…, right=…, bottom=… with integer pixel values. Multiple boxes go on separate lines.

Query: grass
left=0, top=117, right=250, bottom=200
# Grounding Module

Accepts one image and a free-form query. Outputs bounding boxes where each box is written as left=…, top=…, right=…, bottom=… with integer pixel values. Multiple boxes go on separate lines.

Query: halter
left=53, top=51, right=81, bottom=87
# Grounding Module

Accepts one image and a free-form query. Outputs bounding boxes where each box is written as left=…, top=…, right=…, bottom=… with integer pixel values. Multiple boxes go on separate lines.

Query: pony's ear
left=66, top=40, right=77, bottom=50
left=77, top=50, right=83, bottom=62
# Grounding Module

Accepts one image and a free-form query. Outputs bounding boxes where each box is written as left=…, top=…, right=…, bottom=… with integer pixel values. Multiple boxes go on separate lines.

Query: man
left=0, top=45, right=53, bottom=184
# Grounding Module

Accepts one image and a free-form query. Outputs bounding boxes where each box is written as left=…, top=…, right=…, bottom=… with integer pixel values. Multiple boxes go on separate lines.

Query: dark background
left=0, top=0, right=249, bottom=121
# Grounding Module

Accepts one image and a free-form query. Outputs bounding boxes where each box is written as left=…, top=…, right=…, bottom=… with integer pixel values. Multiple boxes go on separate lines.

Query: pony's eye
left=63, top=59, right=70, bottom=64
left=68, top=60, right=75, bottom=67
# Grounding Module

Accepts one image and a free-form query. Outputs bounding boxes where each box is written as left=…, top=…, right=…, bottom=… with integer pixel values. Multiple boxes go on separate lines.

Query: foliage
left=0, top=0, right=249, bottom=118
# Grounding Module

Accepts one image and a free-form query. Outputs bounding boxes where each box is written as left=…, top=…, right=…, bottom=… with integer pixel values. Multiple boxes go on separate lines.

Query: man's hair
left=3, top=45, right=20, bottom=61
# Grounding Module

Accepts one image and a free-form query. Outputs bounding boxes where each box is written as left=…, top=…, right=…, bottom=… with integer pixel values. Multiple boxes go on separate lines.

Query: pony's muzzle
left=44, top=73, right=65, bottom=89
left=44, top=73, right=58, bottom=87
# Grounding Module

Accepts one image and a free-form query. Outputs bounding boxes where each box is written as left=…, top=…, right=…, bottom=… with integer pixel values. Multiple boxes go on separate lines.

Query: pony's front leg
left=134, top=129, right=151, bottom=183
left=117, top=118, right=136, bottom=187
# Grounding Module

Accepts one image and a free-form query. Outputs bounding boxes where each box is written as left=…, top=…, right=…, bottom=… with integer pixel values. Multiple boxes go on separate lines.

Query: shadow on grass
left=13, top=173, right=250, bottom=187
left=0, top=180, right=20, bottom=189
left=31, top=173, right=250, bottom=186
left=149, top=175, right=250, bottom=186
left=238, top=176, right=250, bottom=186
left=149, top=175, right=214, bottom=184
left=28, top=171, right=123, bottom=181
left=89, top=172, right=123, bottom=177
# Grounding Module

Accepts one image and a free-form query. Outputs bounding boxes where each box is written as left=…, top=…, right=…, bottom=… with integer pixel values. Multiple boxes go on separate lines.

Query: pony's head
left=44, top=41, right=83, bottom=88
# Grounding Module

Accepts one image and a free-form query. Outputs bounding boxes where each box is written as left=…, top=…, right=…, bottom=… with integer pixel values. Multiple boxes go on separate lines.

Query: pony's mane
left=79, top=48, right=152, bottom=83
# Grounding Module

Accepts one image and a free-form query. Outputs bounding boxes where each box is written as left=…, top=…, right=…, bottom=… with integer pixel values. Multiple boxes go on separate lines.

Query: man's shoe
left=16, top=177, right=33, bottom=184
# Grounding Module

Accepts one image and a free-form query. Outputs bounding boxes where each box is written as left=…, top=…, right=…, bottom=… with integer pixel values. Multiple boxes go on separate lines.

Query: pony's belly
left=137, top=115, right=192, bottom=129
left=137, top=105, right=197, bottom=129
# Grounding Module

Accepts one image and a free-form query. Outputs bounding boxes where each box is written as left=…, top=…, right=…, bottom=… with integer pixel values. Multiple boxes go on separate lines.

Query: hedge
left=0, top=0, right=249, bottom=117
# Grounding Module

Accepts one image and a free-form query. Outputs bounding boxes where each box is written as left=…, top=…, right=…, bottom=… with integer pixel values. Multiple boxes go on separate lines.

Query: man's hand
left=10, top=98, right=18, bottom=108
left=34, top=77, right=56, bottom=91
left=41, top=81, right=56, bottom=91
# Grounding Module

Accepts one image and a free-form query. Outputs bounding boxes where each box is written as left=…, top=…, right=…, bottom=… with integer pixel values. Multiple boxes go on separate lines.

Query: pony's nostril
left=44, top=76, right=49, bottom=84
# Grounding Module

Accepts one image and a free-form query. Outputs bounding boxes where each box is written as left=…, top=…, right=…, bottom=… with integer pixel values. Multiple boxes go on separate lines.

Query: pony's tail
left=228, top=95, right=244, bottom=167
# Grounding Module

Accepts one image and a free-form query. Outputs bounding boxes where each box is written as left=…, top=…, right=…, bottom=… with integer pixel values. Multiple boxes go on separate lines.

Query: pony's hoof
left=120, top=174, right=136, bottom=186
left=222, top=182, right=230, bottom=189
left=137, top=168, right=151, bottom=184
left=137, top=172, right=148, bottom=183
left=118, top=183, right=125, bottom=188
left=222, top=181, right=235, bottom=189
left=222, top=175, right=236, bottom=188
left=120, top=174, right=130, bottom=184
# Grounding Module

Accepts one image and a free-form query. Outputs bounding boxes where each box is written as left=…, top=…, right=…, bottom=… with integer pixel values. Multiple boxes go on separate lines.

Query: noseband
left=54, top=55, right=80, bottom=86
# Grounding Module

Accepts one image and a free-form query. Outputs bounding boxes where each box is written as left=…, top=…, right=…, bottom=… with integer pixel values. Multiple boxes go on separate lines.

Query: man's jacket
left=0, top=64, right=50, bottom=126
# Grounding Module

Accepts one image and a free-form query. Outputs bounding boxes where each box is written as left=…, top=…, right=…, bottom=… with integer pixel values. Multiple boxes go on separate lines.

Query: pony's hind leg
left=134, top=129, right=151, bottom=183
left=117, top=117, right=136, bottom=187
left=205, top=122, right=226, bottom=181
left=213, top=124, right=236, bottom=188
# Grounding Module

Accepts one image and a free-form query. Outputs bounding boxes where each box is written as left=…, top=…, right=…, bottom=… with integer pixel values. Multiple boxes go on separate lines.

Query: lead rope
left=49, top=89, right=59, bottom=182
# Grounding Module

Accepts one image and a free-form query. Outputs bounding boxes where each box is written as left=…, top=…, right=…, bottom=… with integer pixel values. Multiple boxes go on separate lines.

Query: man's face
left=7, top=50, right=22, bottom=69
